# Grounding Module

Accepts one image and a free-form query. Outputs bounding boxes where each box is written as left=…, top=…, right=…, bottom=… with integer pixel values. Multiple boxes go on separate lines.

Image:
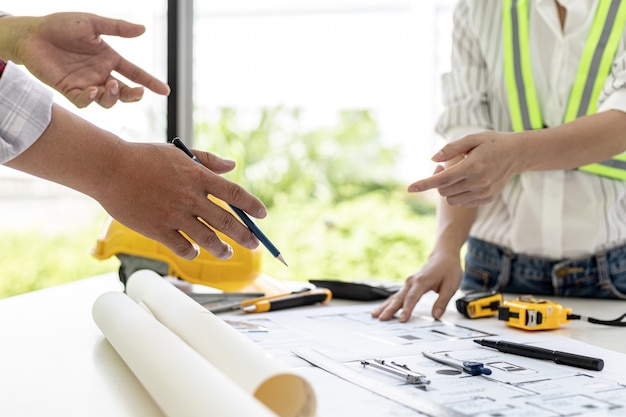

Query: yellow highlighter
left=240, top=288, right=332, bottom=313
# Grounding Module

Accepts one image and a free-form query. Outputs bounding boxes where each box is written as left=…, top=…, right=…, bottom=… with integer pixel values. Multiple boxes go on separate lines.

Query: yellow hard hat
left=92, top=203, right=263, bottom=291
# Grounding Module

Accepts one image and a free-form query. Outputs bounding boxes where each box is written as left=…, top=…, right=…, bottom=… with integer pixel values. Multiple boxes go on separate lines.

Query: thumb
left=92, top=15, right=146, bottom=38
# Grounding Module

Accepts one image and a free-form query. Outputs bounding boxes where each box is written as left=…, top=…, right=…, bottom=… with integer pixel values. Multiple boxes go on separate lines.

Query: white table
left=1, top=273, right=624, bottom=416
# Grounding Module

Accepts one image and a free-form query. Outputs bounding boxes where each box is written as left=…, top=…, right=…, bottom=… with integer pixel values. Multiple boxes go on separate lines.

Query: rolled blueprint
left=92, top=291, right=278, bottom=417
left=124, top=269, right=316, bottom=417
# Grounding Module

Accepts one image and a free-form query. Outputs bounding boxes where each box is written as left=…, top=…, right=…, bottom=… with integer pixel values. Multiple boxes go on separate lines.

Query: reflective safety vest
left=503, top=0, right=626, bottom=180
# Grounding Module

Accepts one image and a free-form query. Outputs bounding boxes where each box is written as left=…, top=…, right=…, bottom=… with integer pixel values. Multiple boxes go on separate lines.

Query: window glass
left=0, top=0, right=457, bottom=293
left=193, top=0, right=457, bottom=181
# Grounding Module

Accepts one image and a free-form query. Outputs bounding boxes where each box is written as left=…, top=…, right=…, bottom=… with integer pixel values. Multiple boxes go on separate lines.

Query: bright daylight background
left=0, top=0, right=456, bottom=297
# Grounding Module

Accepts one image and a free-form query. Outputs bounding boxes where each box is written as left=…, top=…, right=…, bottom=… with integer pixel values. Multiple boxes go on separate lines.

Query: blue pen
left=172, top=137, right=288, bottom=266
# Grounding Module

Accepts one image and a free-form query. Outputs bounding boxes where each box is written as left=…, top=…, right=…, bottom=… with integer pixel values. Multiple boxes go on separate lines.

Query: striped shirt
left=0, top=61, right=53, bottom=164
left=436, top=0, right=626, bottom=259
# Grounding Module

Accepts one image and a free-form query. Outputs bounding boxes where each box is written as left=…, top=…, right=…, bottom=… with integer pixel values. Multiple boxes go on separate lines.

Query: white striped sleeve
left=598, top=45, right=626, bottom=114
left=435, top=0, right=496, bottom=140
left=0, top=62, right=53, bottom=163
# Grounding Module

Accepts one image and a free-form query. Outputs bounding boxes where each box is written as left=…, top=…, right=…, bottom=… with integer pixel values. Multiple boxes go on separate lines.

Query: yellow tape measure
left=497, top=296, right=571, bottom=330
left=456, top=292, right=626, bottom=330
left=455, top=291, right=503, bottom=319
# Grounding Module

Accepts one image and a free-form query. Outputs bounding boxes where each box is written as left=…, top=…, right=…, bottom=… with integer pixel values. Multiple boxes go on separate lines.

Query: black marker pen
left=474, top=339, right=604, bottom=371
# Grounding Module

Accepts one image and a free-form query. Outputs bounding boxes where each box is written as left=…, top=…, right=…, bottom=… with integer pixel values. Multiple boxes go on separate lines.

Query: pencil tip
left=277, top=254, right=288, bottom=267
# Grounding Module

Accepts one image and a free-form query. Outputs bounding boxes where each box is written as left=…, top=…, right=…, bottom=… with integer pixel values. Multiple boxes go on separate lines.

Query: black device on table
left=309, top=279, right=401, bottom=301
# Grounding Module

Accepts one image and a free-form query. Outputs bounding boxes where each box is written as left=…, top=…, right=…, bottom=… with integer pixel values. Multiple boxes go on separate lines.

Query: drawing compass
left=422, top=351, right=492, bottom=376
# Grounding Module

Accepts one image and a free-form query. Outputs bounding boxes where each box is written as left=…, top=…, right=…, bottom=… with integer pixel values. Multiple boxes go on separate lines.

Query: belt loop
left=596, top=250, right=626, bottom=300
left=496, top=247, right=513, bottom=290
left=596, top=252, right=610, bottom=289
left=551, top=260, right=566, bottom=296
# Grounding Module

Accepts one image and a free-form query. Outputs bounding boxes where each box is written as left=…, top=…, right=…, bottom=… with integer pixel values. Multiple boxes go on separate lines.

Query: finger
left=194, top=196, right=259, bottom=249
left=431, top=136, right=480, bottom=163
left=432, top=164, right=445, bottom=175
left=370, top=304, right=384, bottom=318
left=431, top=287, right=457, bottom=320
left=65, top=86, right=99, bottom=108
left=118, top=85, right=145, bottom=103
left=188, top=204, right=259, bottom=252
left=161, top=229, right=201, bottom=260
left=408, top=166, right=465, bottom=193
left=398, top=285, right=427, bottom=322
left=116, top=58, right=171, bottom=96
left=202, top=174, right=267, bottom=219
left=105, top=79, right=146, bottom=104
left=453, top=195, right=493, bottom=208
left=186, top=224, right=234, bottom=260
left=445, top=193, right=472, bottom=207
left=437, top=179, right=471, bottom=198
left=92, top=79, right=119, bottom=109
left=372, top=295, right=405, bottom=321
left=371, top=294, right=398, bottom=318
left=444, top=184, right=496, bottom=207
left=407, top=164, right=445, bottom=193
left=193, top=149, right=236, bottom=174
left=91, top=15, right=146, bottom=38
left=374, top=282, right=420, bottom=321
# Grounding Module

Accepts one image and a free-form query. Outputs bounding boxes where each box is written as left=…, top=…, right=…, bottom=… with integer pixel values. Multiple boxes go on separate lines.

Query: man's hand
left=8, top=12, right=170, bottom=108
left=98, top=141, right=267, bottom=260
left=5, top=105, right=267, bottom=260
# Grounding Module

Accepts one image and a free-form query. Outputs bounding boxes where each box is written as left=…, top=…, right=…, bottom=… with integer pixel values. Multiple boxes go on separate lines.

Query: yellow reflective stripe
left=503, top=0, right=525, bottom=131
left=578, top=152, right=626, bottom=179
left=503, top=0, right=626, bottom=180
left=563, top=2, right=607, bottom=122
left=564, top=1, right=609, bottom=121
left=504, top=0, right=543, bottom=131
left=574, top=0, right=626, bottom=180
left=565, top=0, right=626, bottom=122
left=516, top=0, right=542, bottom=130
left=579, top=160, right=626, bottom=180
left=591, top=0, right=626, bottom=115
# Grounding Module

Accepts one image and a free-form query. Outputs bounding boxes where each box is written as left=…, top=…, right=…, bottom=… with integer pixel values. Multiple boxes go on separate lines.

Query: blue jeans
left=462, top=237, right=626, bottom=299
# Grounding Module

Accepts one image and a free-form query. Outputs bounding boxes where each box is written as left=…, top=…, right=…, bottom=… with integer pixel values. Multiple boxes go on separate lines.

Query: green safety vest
left=503, top=0, right=626, bottom=180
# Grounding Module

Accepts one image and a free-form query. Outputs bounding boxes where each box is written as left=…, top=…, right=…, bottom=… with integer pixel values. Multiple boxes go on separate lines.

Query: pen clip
left=360, top=359, right=430, bottom=386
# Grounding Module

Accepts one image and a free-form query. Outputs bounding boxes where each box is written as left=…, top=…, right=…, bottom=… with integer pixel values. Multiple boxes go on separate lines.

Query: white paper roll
left=92, top=291, right=278, bottom=417
left=125, top=270, right=317, bottom=417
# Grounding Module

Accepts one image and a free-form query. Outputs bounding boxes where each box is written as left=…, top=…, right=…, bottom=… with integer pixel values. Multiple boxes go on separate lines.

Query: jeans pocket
left=462, top=250, right=501, bottom=291
left=611, top=270, right=626, bottom=294
left=603, top=267, right=626, bottom=299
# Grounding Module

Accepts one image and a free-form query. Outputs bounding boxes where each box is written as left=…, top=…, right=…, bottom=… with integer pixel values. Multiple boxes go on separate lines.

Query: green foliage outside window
left=195, top=108, right=401, bottom=206
left=195, top=107, right=436, bottom=282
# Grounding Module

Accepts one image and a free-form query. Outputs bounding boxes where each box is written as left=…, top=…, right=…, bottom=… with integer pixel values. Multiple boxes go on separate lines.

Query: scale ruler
left=293, top=348, right=465, bottom=417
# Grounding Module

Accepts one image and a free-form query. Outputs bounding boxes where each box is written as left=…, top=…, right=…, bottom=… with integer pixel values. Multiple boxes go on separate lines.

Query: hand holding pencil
left=172, top=137, right=288, bottom=266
